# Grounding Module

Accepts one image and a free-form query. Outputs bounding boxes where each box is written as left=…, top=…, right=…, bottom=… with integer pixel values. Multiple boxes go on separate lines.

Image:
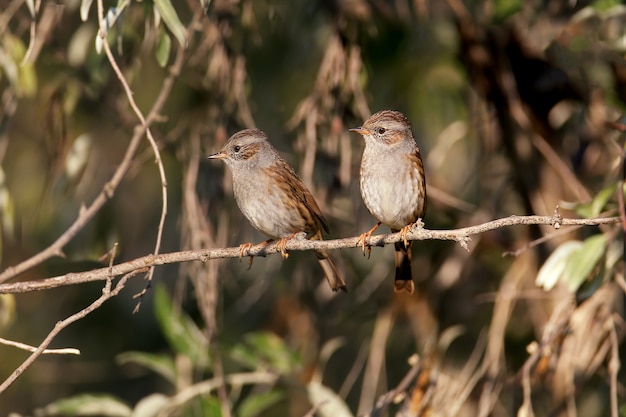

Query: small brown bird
left=350, top=110, right=427, bottom=294
left=208, top=128, right=347, bottom=293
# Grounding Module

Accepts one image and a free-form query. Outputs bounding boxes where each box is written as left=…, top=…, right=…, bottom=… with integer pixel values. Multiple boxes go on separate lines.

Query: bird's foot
left=356, top=222, right=381, bottom=258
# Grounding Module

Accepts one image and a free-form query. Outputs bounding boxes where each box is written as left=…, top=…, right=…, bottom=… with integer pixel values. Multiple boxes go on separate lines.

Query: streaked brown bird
left=208, top=128, right=347, bottom=292
left=350, top=110, right=427, bottom=294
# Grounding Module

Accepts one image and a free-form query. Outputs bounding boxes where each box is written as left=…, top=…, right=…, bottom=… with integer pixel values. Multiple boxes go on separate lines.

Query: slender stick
left=0, top=214, right=619, bottom=294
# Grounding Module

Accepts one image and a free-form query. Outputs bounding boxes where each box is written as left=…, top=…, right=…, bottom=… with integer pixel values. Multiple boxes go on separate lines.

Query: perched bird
left=350, top=110, right=426, bottom=294
left=208, top=128, right=347, bottom=292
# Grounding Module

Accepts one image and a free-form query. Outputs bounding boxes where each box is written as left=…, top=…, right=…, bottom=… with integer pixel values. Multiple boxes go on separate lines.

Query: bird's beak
left=208, top=151, right=227, bottom=160
left=349, top=127, right=370, bottom=135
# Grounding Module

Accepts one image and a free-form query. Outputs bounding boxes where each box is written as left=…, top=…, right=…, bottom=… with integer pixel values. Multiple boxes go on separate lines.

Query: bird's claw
left=399, top=219, right=424, bottom=246
left=238, top=243, right=255, bottom=269
left=276, top=236, right=292, bottom=259
left=357, top=222, right=380, bottom=258
left=356, top=232, right=373, bottom=258
left=399, top=225, right=411, bottom=247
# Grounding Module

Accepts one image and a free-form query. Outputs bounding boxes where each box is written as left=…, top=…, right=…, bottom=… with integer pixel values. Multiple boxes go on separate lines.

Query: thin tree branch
left=607, top=316, right=620, bottom=417
left=518, top=300, right=575, bottom=417
left=97, top=0, right=201, bottom=312
left=158, top=371, right=278, bottom=416
left=502, top=224, right=584, bottom=257
left=362, top=353, right=422, bottom=417
left=0, top=10, right=191, bottom=285
left=0, top=268, right=137, bottom=394
left=0, top=215, right=618, bottom=294
left=0, top=338, right=80, bottom=355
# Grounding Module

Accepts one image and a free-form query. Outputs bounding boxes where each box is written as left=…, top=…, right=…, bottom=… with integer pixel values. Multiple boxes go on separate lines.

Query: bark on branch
left=0, top=214, right=619, bottom=294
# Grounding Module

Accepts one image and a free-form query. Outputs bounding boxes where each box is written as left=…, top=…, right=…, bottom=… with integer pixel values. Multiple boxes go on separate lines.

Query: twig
left=0, top=0, right=24, bottom=34
left=302, top=400, right=330, bottom=417
left=0, top=337, right=80, bottom=355
left=607, top=317, right=620, bottom=417
left=339, top=340, right=369, bottom=398
left=502, top=224, right=583, bottom=257
left=0, top=6, right=190, bottom=285
left=617, top=142, right=626, bottom=233
left=616, top=273, right=626, bottom=295
left=0, top=215, right=619, bottom=294
left=157, top=371, right=278, bottom=416
left=479, top=254, right=528, bottom=417
left=617, top=181, right=626, bottom=234
left=363, top=354, right=422, bottom=417
left=212, top=342, right=233, bottom=417
left=448, top=331, right=488, bottom=416
left=96, top=0, right=177, bottom=312
left=21, top=0, right=39, bottom=64
left=357, top=308, right=395, bottom=415
left=0, top=243, right=121, bottom=392
left=518, top=301, right=575, bottom=417
left=0, top=269, right=138, bottom=394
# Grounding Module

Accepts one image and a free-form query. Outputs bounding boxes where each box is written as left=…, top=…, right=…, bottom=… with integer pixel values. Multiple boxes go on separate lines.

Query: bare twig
left=617, top=181, right=626, bottom=234
left=96, top=0, right=175, bottom=311
left=447, top=331, right=488, bottom=416
left=616, top=273, right=626, bottom=295
left=0, top=269, right=138, bottom=393
left=212, top=343, right=233, bottom=417
left=0, top=0, right=24, bottom=34
left=357, top=308, right=395, bottom=415
left=23, top=1, right=59, bottom=65
left=607, top=316, right=620, bottom=417
left=21, top=0, right=39, bottom=63
left=0, top=338, right=79, bottom=355
left=519, top=300, right=575, bottom=417
left=502, top=224, right=584, bottom=257
left=0, top=6, right=192, bottom=285
left=479, top=253, right=530, bottom=417
left=302, top=400, right=330, bottom=417
left=339, top=340, right=369, bottom=398
left=0, top=215, right=619, bottom=294
left=363, top=354, right=422, bottom=417
left=0, top=242, right=122, bottom=392
left=158, top=371, right=278, bottom=416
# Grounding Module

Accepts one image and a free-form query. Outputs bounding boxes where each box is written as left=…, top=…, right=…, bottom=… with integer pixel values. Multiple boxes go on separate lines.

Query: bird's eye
left=233, top=145, right=241, bottom=152
left=377, top=127, right=386, bottom=135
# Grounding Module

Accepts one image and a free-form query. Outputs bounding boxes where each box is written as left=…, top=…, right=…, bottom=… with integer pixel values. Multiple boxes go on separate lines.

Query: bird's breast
left=360, top=152, right=425, bottom=230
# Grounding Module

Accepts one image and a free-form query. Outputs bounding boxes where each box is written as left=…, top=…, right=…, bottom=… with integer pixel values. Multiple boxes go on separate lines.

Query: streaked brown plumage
left=208, top=128, right=347, bottom=292
left=350, top=110, right=426, bottom=294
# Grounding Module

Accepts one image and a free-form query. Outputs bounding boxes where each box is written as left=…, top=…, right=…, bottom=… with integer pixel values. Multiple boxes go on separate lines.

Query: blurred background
left=0, top=0, right=624, bottom=415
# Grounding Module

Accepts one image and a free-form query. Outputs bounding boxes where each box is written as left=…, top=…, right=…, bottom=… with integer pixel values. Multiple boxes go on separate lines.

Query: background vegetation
left=0, top=0, right=624, bottom=416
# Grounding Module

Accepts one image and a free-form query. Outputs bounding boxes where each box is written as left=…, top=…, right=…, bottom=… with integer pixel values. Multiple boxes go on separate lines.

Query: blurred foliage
left=0, top=0, right=624, bottom=416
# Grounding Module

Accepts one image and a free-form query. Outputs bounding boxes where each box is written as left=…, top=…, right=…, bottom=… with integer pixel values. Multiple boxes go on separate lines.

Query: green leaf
left=592, top=0, right=623, bottom=13
left=116, top=351, right=177, bottom=385
left=183, top=395, right=221, bottom=417
left=605, top=235, right=624, bottom=272
left=536, top=241, right=583, bottom=291
left=562, top=234, right=607, bottom=292
left=493, top=0, right=523, bottom=21
left=155, top=29, right=172, bottom=68
left=0, top=293, right=16, bottom=331
left=575, top=185, right=615, bottom=218
left=306, top=381, right=353, bottom=417
left=230, top=332, right=300, bottom=374
left=36, top=394, right=131, bottom=417
left=0, top=34, right=37, bottom=97
left=238, top=390, right=284, bottom=417
left=154, top=285, right=209, bottom=366
left=153, top=0, right=186, bottom=47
